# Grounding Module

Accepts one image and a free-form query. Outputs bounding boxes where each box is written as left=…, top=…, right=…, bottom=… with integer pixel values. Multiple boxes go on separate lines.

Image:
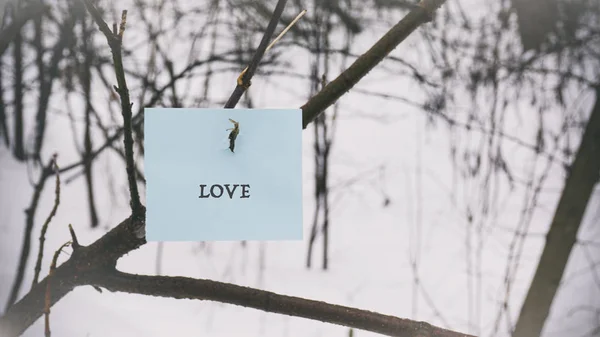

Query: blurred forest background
left=0, top=0, right=599, bottom=336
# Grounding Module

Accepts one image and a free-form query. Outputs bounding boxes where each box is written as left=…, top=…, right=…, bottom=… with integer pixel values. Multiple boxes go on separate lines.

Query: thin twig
left=81, top=1, right=142, bottom=219
left=5, top=158, right=56, bottom=312
left=81, top=11, right=99, bottom=228
left=0, top=52, right=6, bottom=146
left=223, top=0, right=288, bottom=108
left=238, top=9, right=307, bottom=76
left=265, top=10, right=306, bottom=54
left=68, top=224, right=80, bottom=249
left=34, top=11, right=75, bottom=161
left=44, top=241, right=71, bottom=337
left=32, top=154, right=61, bottom=288
left=80, top=1, right=114, bottom=43
left=12, top=7, right=24, bottom=161
left=53, top=52, right=244, bottom=178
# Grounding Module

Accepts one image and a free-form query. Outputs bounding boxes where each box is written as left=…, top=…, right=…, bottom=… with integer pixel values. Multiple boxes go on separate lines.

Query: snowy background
left=1, top=0, right=599, bottom=337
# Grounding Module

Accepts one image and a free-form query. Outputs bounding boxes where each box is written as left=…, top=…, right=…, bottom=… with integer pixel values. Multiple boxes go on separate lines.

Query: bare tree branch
left=43, top=241, right=72, bottom=337
left=0, top=2, right=48, bottom=56
left=33, top=10, right=75, bottom=161
left=32, top=155, right=61, bottom=287
left=0, top=214, right=146, bottom=337
left=4, top=158, right=57, bottom=312
left=11, top=7, right=24, bottom=161
left=512, top=84, right=600, bottom=337
left=54, top=51, right=234, bottom=178
left=0, top=209, right=470, bottom=337
left=89, top=270, right=474, bottom=337
left=81, top=1, right=142, bottom=220
left=301, top=0, right=445, bottom=128
left=224, top=0, right=288, bottom=108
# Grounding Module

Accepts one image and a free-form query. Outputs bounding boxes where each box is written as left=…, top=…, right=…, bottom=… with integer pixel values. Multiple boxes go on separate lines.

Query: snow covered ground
left=1, top=3, right=599, bottom=337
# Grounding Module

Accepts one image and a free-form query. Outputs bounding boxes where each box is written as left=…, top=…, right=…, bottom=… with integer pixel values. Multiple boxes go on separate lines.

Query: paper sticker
left=144, top=108, right=303, bottom=241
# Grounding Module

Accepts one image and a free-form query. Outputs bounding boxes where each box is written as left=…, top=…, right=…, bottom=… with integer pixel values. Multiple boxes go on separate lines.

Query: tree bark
left=512, top=85, right=600, bottom=337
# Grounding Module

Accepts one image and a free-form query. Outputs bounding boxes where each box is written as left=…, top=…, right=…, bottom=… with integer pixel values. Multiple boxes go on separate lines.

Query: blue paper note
left=144, top=108, right=303, bottom=241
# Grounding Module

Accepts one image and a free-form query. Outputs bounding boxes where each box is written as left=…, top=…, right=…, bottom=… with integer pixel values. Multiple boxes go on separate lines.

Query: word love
left=199, top=184, right=250, bottom=199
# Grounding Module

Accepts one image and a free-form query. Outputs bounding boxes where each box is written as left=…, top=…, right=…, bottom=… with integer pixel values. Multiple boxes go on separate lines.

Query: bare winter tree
left=0, top=1, right=476, bottom=337
left=1, top=0, right=598, bottom=336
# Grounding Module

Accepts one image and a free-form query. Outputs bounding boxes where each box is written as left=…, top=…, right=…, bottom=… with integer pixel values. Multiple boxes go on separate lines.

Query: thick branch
left=301, top=0, right=445, bottom=128
left=0, top=213, right=146, bottom=337
left=89, top=271, right=472, bottom=337
left=512, top=86, right=600, bottom=336
left=81, top=1, right=142, bottom=219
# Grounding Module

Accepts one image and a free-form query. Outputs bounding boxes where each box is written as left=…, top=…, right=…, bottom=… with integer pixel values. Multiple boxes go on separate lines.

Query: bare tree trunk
left=12, top=11, right=25, bottom=161
left=512, top=85, right=600, bottom=337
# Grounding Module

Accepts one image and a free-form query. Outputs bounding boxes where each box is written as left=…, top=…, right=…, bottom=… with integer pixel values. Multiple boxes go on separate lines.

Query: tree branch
left=300, top=0, right=445, bottom=128
left=0, top=209, right=476, bottom=337
left=81, top=1, right=142, bottom=220
left=512, top=85, right=600, bottom=337
left=4, top=158, right=56, bottom=312
left=32, top=155, right=61, bottom=287
left=44, top=241, right=72, bottom=337
left=224, top=0, right=288, bottom=108
left=0, top=213, right=146, bottom=337
left=88, top=271, right=473, bottom=337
